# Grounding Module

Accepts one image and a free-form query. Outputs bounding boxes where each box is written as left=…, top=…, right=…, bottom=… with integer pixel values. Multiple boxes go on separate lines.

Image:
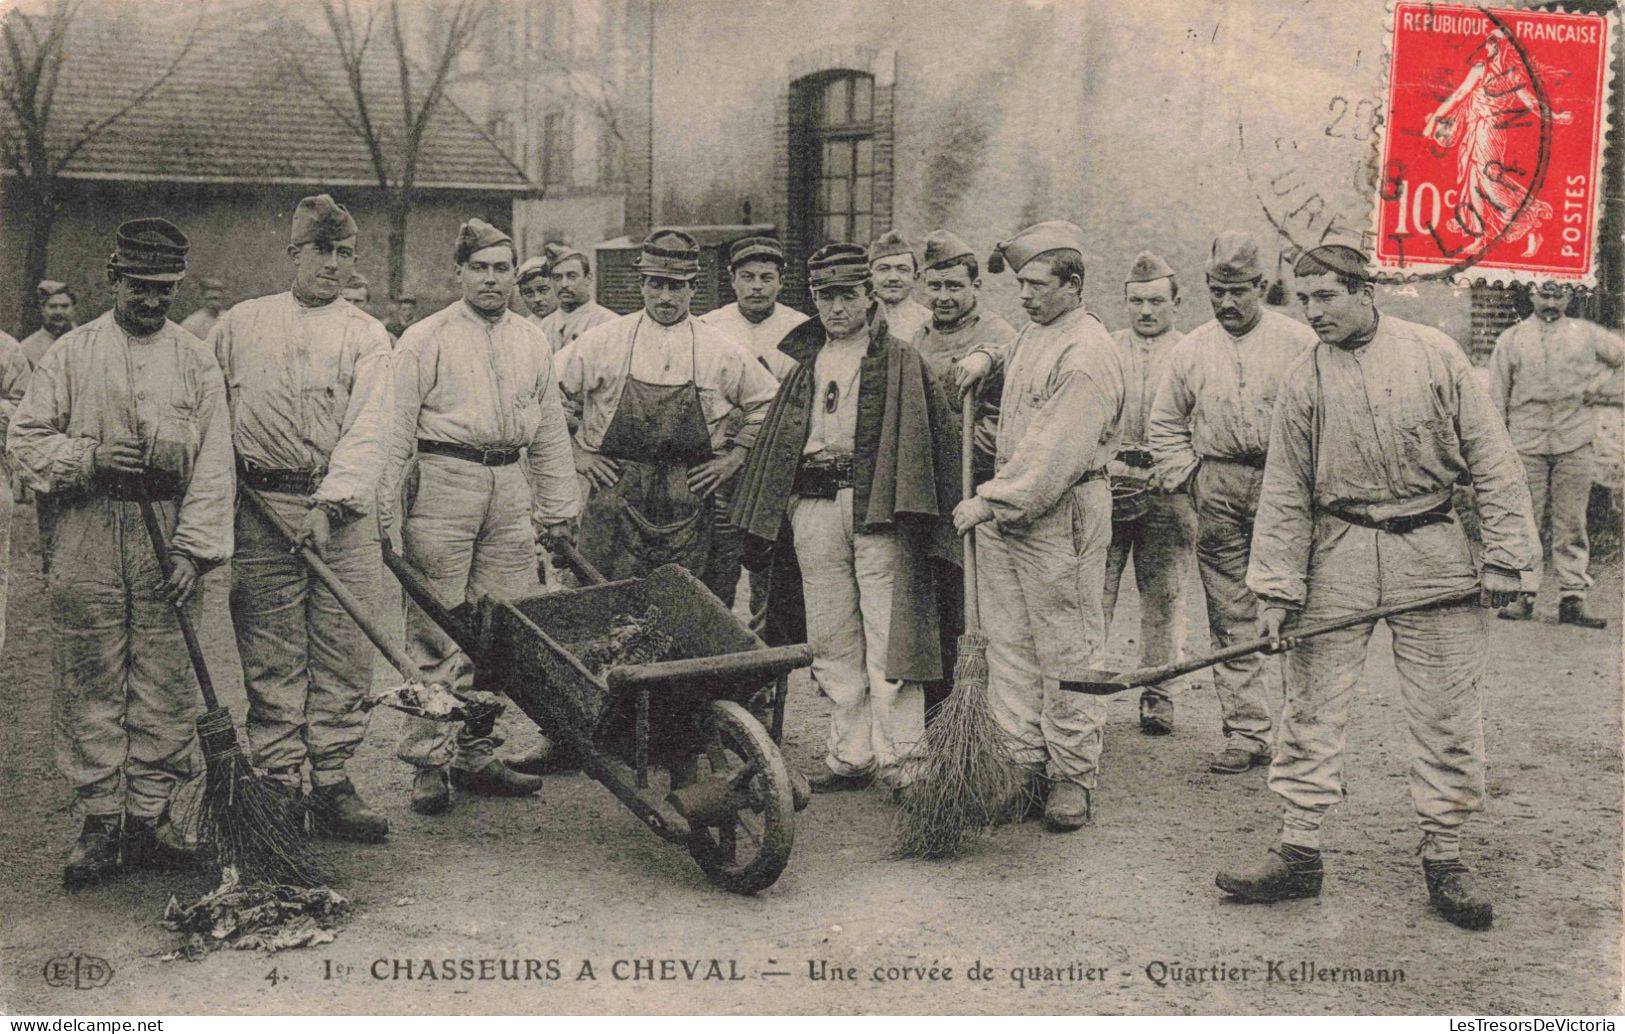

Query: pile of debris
left=571, top=604, right=675, bottom=677
left=161, top=868, right=350, bottom=961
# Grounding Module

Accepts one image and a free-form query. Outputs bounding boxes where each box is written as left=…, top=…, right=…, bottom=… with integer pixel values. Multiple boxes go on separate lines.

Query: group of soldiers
left=0, top=190, right=1615, bottom=935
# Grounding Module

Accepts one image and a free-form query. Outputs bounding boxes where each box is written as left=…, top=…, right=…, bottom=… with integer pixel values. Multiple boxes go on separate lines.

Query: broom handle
left=240, top=485, right=421, bottom=682
left=961, top=402, right=980, bottom=634
left=1110, top=585, right=1481, bottom=689
left=136, top=497, right=221, bottom=711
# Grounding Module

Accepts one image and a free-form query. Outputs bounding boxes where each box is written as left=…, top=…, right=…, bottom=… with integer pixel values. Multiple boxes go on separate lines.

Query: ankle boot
left=411, top=767, right=452, bottom=815
left=121, top=813, right=195, bottom=872
left=1559, top=596, right=1608, bottom=629
left=450, top=759, right=543, bottom=797
left=311, top=778, right=389, bottom=843
left=1216, top=844, right=1324, bottom=902
left=1423, top=858, right=1494, bottom=930
left=63, top=814, right=123, bottom=889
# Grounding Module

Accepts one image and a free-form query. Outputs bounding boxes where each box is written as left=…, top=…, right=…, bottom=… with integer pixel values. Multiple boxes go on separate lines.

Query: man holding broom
left=1218, top=246, right=1537, bottom=930
left=950, top=221, right=1125, bottom=833
left=9, top=218, right=235, bottom=887
left=210, top=194, right=395, bottom=842
left=731, top=242, right=961, bottom=794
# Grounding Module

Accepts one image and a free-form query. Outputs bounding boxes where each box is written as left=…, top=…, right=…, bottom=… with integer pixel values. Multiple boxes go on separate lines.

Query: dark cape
left=731, top=309, right=963, bottom=683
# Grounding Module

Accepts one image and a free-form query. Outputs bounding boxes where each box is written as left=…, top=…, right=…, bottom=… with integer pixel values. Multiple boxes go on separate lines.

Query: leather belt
left=97, top=472, right=182, bottom=502
left=793, top=456, right=854, bottom=499
left=239, top=465, right=319, bottom=496
left=1117, top=448, right=1154, bottom=470
left=1328, top=499, right=1454, bottom=535
left=1208, top=453, right=1268, bottom=469
left=418, top=439, right=521, bottom=467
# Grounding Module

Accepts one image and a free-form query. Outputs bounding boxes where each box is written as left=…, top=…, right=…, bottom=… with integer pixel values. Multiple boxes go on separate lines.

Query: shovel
left=1059, top=585, right=1482, bottom=695
left=239, top=485, right=501, bottom=724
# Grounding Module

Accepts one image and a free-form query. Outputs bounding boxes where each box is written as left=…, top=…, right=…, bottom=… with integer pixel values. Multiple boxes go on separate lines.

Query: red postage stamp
left=1374, top=3, right=1616, bottom=284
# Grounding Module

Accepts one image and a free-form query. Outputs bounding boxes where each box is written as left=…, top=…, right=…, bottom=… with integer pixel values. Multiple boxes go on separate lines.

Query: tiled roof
left=2, top=4, right=533, bottom=192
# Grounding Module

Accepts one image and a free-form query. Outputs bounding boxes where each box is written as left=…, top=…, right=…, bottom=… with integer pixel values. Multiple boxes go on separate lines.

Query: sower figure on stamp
left=382, top=219, right=581, bottom=816
left=951, top=222, right=1126, bottom=833
left=537, top=244, right=617, bottom=354
left=1147, top=232, right=1316, bottom=774
left=1488, top=280, right=1621, bottom=628
left=1106, top=251, right=1196, bottom=737
left=560, top=230, right=779, bottom=606
left=211, top=194, right=395, bottom=842
left=696, top=236, right=808, bottom=632
left=1217, top=246, right=1538, bottom=932
left=731, top=242, right=961, bottom=795
left=9, top=219, right=235, bottom=887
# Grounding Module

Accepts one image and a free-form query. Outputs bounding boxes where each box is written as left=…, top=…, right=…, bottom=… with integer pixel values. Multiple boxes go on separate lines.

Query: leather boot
left=311, top=778, right=389, bottom=843
left=1216, top=845, right=1324, bottom=901
left=411, top=767, right=452, bottom=815
left=1043, top=782, right=1091, bottom=832
left=1139, top=692, right=1174, bottom=736
left=63, top=814, right=123, bottom=889
left=1496, top=593, right=1534, bottom=621
left=450, top=759, right=543, bottom=797
left=1423, top=858, right=1494, bottom=930
left=1559, top=596, right=1608, bottom=629
left=121, top=813, right=195, bottom=873
left=503, top=735, right=578, bottom=776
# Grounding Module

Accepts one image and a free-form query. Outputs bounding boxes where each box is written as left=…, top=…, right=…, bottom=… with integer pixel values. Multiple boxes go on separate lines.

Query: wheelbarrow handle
left=380, top=538, right=481, bottom=655
left=555, top=541, right=609, bottom=586
left=1070, top=585, right=1481, bottom=694
left=604, top=644, right=812, bottom=693
left=240, top=485, right=423, bottom=682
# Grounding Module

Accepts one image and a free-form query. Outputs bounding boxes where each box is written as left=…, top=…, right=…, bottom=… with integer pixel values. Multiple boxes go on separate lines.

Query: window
left=541, top=111, right=573, bottom=189
left=805, top=72, right=875, bottom=247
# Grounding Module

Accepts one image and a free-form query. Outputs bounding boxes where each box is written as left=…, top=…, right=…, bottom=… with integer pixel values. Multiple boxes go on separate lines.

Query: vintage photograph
left=0, top=0, right=1620, bottom=1018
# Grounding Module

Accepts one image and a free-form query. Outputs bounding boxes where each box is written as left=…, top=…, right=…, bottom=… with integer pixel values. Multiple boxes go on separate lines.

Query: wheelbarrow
left=384, top=540, right=812, bottom=895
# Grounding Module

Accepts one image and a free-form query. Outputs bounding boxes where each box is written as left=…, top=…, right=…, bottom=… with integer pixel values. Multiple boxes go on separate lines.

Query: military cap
left=395, top=291, right=417, bottom=303
left=344, top=272, right=369, bottom=289
left=868, top=230, right=917, bottom=266
left=543, top=242, right=587, bottom=270
left=36, top=279, right=71, bottom=302
left=290, top=194, right=357, bottom=247
left=634, top=229, right=701, bottom=280
left=728, top=236, right=786, bottom=270
left=455, top=218, right=514, bottom=265
left=109, top=217, right=189, bottom=282
left=1126, top=251, right=1176, bottom=285
left=808, top=243, right=871, bottom=291
left=922, top=230, right=975, bottom=272
left=516, top=256, right=551, bottom=285
left=987, top=220, right=1086, bottom=275
left=1207, top=232, right=1264, bottom=284
left=1293, top=244, right=1372, bottom=283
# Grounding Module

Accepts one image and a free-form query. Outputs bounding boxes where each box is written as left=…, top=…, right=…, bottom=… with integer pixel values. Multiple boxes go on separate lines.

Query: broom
left=893, top=402, right=1034, bottom=859
left=137, top=496, right=327, bottom=887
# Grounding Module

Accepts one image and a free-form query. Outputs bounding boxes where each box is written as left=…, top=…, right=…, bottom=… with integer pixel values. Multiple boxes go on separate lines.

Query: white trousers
left=790, top=490, right=922, bottom=777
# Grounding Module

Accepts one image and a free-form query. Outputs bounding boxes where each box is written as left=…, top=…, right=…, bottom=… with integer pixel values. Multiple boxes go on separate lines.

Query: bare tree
left=286, top=0, right=492, bottom=298
left=0, top=0, right=205, bottom=328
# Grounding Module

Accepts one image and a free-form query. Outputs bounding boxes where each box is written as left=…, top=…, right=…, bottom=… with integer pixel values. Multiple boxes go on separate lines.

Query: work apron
left=579, top=316, right=720, bottom=587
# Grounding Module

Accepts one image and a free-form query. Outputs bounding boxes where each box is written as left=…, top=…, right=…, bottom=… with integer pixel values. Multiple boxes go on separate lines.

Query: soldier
left=340, top=273, right=372, bottom=310
left=211, top=194, right=395, bottom=841
left=1147, top=232, right=1316, bottom=774
left=1106, top=252, right=1196, bottom=736
left=731, top=242, right=960, bottom=793
left=180, top=277, right=227, bottom=340
left=1219, top=246, right=1538, bottom=931
left=1488, top=281, right=1622, bottom=628
left=537, top=243, right=616, bottom=353
left=22, top=280, right=77, bottom=368
left=560, top=230, right=778, bottom=605
left=10, top=218, right=234, bottom=886
left=952, top=221, right=1126, bottom=832
left=868, top=231, right=930, bottom=343
left=382, top=219, right=580, bottom=815
left=516, top=255, right=558, bottom=328
left=384, top=293, right=417, bottom=339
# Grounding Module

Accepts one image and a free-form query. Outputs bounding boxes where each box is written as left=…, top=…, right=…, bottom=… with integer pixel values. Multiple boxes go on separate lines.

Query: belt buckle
left=480, top=448, right=504, bottom=466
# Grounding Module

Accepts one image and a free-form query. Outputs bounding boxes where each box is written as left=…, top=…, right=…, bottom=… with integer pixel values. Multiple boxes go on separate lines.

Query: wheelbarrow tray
left=473, top=564, right=805, bottom=751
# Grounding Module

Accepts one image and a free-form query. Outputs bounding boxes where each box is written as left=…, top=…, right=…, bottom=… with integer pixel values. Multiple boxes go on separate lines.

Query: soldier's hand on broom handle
left=93, top=437, right=145, bottom=475
left=952, top=496, right=994, bottom=535
left=1480, top=565, right=1522, bottom=609
left=950, top=352, right=993, bottom=402
left=1257, top=604, right=1298, bottom=654
left=161, top=552, right=199, bottom=607
left=296, top=504, right=332, bottom=560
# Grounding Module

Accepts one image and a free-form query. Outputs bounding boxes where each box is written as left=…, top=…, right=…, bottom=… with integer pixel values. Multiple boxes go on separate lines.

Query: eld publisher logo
left=43, top=953, right=113, bottom=990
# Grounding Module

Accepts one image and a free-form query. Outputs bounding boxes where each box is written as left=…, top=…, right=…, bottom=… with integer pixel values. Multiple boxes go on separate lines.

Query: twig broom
left=137, top=496, right=327, bottom=887
left=893, top=402, right=1033, bottom=859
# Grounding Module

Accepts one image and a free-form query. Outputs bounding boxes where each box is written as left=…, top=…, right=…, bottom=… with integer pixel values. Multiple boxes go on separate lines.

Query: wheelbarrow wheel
left=685, top=699, right=794, bottom=894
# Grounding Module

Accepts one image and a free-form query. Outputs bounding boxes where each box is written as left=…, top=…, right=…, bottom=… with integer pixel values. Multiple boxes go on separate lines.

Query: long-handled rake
left=893, top=404, right=1034, bottom=860
left=136, top=497, right=327, bottom=887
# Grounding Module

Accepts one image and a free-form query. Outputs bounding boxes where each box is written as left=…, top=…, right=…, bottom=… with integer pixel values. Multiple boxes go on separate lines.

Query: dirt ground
left=0, top=513, right=1619, bottom=1017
